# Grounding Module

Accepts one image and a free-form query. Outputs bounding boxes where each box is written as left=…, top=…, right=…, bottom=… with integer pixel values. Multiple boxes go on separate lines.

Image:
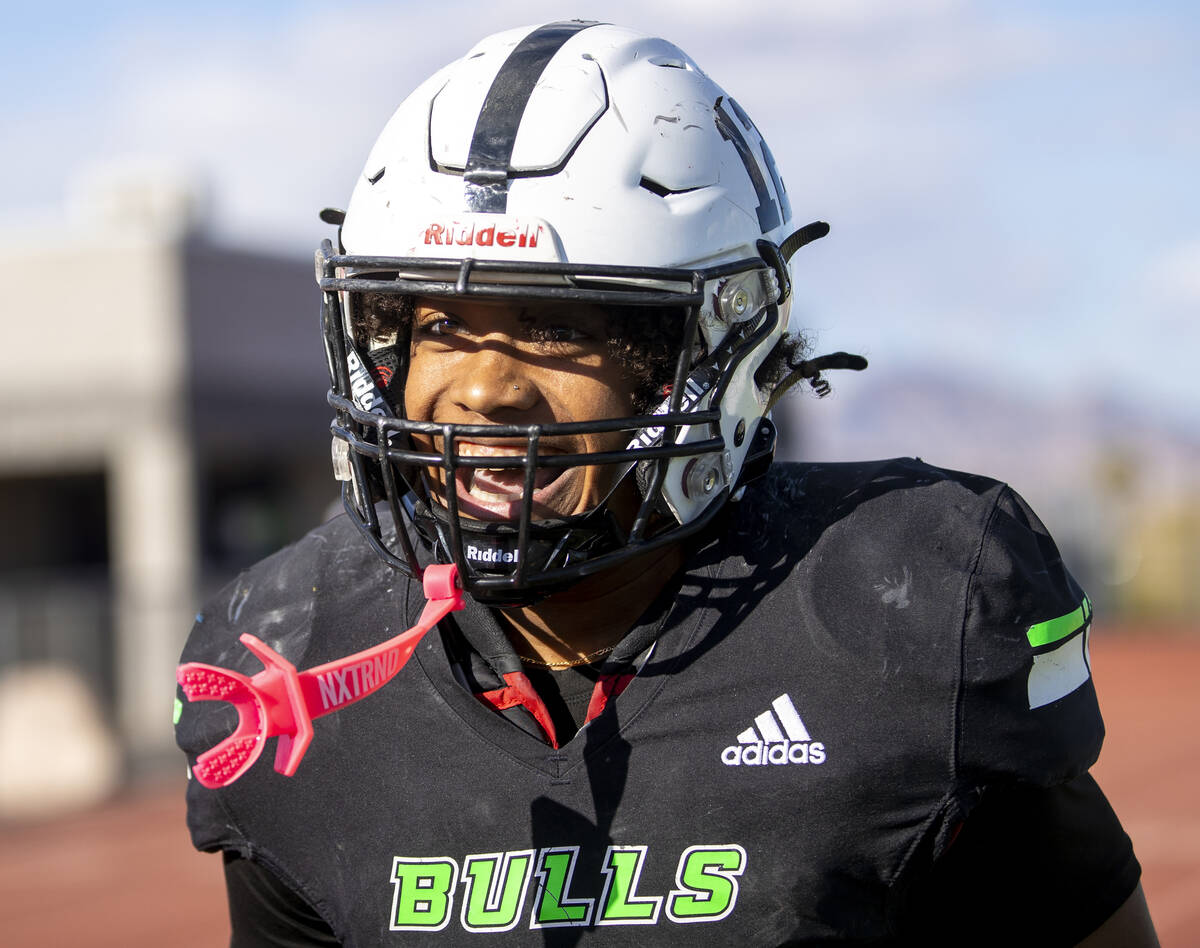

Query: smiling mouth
left=459, top=466, right=557, bottom=503
left=444, top=443, right=572, bottom=520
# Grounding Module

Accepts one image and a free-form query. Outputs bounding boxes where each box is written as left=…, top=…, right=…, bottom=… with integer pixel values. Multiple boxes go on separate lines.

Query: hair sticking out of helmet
left=766, top=352, right=869, bottom=409
left=316, top=22, right=864, bottom=603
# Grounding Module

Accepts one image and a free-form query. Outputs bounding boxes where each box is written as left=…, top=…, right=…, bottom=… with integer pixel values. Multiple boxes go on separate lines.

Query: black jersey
left=176, top=459, right=1136, bottom=945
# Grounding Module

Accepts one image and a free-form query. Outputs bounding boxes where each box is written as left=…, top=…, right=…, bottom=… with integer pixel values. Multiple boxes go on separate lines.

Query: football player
left=177, top=22, right=1157, bottom=945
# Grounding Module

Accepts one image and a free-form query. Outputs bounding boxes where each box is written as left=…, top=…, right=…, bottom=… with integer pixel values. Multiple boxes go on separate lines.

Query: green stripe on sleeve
left=1026, top=597, right=1091, bottom=648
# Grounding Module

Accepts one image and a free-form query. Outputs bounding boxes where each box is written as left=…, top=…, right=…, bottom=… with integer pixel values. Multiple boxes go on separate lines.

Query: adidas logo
left=721, top=694, right=826, bottom=767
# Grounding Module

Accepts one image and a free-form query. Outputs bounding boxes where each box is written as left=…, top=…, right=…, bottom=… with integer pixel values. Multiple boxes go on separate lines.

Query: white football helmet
left=317, top=21, right=835, bottom=603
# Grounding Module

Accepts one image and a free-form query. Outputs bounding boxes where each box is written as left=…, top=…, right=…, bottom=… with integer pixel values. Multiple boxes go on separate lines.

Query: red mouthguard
left=177, top=564, right=463, bottom=788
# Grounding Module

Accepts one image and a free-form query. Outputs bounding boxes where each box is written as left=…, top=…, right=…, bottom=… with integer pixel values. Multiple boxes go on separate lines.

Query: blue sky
left=3, top=0, right=1198, bottom=429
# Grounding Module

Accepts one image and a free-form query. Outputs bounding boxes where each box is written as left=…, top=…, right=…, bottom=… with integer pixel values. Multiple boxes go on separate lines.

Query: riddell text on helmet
left=423, top=221, right=543, bottom=249
left=346, top=349, right=388, bottom=415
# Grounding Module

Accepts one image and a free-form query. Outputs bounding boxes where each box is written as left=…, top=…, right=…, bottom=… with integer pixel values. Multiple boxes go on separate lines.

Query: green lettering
left=667, top=845, right=746, bottom=922
left=532, top=847, right=593, bottom=927
left=598, top=846, right=662, bottom=925
left=389, top=857, right=457, bottom=931
left=461, top=850, right=534, bottom=932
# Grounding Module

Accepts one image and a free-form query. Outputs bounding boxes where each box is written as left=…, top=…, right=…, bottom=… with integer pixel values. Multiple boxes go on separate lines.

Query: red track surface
left=1089, top=632, right=1200, bottom=946
left=1, top=631, right=1196, bottom=946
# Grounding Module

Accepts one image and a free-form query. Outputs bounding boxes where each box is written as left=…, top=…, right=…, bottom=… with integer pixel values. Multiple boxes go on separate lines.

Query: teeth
left=466, top=472, right=521, bottom=503
left=459, top=460, right=564, bottom=507
left=470, top=486, right=520, bottom=503
left=455, top=444, right=525, bottom=459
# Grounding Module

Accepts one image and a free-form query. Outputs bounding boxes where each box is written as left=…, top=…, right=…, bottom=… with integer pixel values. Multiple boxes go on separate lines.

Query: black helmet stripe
left=713, top=96, right=781, bottom=234
left=463, top=20, right=600, bottom=213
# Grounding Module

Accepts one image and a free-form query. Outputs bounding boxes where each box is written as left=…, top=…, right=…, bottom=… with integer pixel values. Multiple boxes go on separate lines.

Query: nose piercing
left=513, top=384, right=520, bottom=391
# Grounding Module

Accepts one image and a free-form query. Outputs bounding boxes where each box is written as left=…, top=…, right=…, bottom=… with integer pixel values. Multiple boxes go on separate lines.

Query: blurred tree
left=1120, top=495, right=1200, bottom=625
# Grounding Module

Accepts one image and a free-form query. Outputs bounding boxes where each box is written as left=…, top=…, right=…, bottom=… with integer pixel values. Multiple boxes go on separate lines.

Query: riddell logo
left=346, top=350, right=388, bottom=416
left=423, top=221, right=543, bottom=249
left=466, top=544, right=518, bottom=564
left=721, top=694, right=826, bottom=767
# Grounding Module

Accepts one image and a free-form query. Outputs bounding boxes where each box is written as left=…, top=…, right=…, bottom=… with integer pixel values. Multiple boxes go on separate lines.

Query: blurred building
left=0, top=170, right=334, bottom=801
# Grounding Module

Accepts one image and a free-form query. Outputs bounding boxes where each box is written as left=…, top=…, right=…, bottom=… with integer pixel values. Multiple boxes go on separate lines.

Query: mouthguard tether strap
left=178, top=564, right=463, bottom=788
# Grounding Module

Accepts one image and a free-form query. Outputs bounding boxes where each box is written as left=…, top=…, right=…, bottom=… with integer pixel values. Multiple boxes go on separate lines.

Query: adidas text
left=722, top=694, right=825, bottom=766
left=721, top=740, right=825, bottom=766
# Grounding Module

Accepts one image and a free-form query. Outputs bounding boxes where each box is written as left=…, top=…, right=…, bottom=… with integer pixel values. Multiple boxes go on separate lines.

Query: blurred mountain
left=781, top=367, right=1198, bottom=495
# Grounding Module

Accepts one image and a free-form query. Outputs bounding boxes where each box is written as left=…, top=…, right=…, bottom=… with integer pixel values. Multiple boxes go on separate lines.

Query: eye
left=523, top=307, right=609, bottom=350
left=529, top=323, right=588, bottom=344
left=415, top=313, right=463, bottom=336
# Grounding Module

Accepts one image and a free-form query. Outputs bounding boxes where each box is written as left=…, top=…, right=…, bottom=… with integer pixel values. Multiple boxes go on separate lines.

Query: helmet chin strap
left=411, top=494, right=631, bottom=606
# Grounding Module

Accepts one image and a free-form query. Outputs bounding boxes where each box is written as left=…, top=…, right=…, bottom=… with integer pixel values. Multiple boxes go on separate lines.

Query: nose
left=447, top=344, right=541, bottom=419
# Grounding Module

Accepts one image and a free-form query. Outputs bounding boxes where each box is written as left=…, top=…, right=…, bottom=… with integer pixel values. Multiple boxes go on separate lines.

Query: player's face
left=404, top=296, right=638, bottom=523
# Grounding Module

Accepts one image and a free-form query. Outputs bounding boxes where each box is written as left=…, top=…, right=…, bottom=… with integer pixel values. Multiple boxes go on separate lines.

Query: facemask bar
left=316, top=240, right=783, bottom=599
left=321, top=284, right=427, bottom=579
left=329, top=392, right=726, bottom=596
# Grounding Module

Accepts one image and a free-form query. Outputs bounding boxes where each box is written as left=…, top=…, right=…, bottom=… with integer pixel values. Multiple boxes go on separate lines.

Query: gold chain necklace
left=517, top=643, right=618, bottom=669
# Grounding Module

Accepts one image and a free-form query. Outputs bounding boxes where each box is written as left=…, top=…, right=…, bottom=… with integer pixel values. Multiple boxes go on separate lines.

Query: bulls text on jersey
left=389, top=843, right=746, bottom=933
